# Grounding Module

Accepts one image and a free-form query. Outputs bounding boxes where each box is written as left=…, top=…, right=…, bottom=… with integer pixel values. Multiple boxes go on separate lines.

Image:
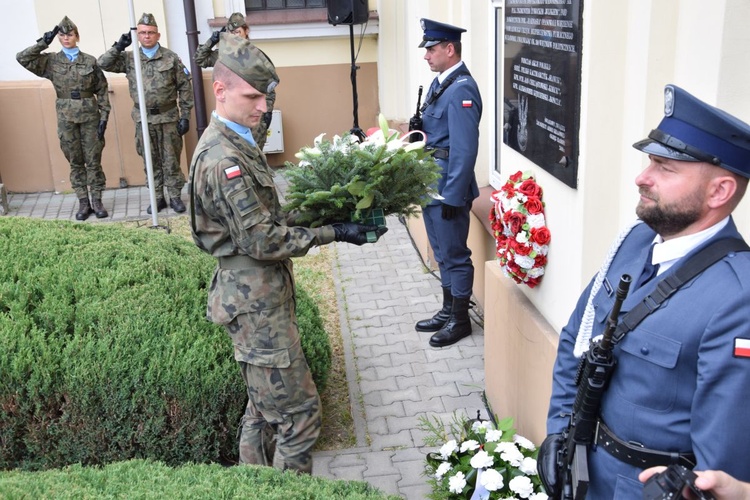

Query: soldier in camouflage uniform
left=16, top=16, right=110, bottom=221
left=98, top=13, right=194, bottom=214
left=193, top=12, right=276, bottom=150
left=188, top=33, right=386, bottom=473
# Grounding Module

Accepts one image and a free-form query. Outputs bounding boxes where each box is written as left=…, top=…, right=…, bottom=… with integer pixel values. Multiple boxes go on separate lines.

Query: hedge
left=0, top=217, right=331, bottom=471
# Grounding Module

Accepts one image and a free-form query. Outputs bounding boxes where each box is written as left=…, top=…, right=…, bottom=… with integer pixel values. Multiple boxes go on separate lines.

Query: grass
left=121, top=215, right=355, bottom=451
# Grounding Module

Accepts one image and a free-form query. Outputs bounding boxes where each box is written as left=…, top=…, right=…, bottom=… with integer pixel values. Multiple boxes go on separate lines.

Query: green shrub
left=0, top=459, right=399, bottom=499
left=0, top=217, right=331, bottom=471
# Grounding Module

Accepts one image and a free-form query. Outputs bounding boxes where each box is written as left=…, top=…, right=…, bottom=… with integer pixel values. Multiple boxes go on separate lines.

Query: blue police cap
left=419, top=18, right=466, bottom=48
left=633, top=84, right=750, bottom=178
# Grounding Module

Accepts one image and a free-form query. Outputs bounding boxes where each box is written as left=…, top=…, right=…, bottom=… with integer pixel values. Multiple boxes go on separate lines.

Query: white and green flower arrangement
left=282, top=114, right=442, bottom=227
left=420, top=413, right=549, bottom=500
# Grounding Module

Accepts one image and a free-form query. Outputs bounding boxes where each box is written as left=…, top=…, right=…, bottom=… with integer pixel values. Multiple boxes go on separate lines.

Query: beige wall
left=0, top=60, right=379, bottom=193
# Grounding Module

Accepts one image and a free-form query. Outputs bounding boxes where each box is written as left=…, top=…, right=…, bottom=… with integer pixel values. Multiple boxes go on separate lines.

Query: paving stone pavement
left=4, top=183, right=487, bottom=499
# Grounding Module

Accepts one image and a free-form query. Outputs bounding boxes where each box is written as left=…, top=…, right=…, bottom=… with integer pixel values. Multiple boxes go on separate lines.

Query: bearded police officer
left=540, top=85, right=750, bottom=498
left=414, top=19, right=482, bottom=348
left=98, top=13, right=194, bottom=214
left=194, top=12, right=276, bottom=151
left=188, top=33, right=386, bottom=473
left=17, top=16, right=110, bottom=220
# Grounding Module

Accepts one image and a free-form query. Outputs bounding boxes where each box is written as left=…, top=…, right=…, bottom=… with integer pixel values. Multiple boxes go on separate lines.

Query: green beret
left=226, top=12, right=248, bottom=32
left=58, top=16, right=77, bottom=35
left=138, top=13, right=158, bottom=27
left=218, top=32, right=279, bottom=94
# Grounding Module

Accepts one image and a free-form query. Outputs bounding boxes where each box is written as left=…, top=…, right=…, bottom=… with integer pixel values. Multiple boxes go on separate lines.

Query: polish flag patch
left=734, top=338, right=750, bottom=358
left=224, top=165, right=241, bottom=180
left=462, top=100, right=473, bottom=108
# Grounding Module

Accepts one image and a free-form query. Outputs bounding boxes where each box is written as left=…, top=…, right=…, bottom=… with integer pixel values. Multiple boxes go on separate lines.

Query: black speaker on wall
left=327, top=0, right=369, bottom=26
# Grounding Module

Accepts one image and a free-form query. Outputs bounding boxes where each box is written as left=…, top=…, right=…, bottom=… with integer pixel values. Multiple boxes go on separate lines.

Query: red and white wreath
left=489, top=171, right=551, bottom=288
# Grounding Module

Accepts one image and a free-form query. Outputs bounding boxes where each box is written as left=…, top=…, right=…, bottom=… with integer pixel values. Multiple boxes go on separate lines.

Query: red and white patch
left=462, top=100, right=473, bottom=108
left=734, top=338, right=750, bottom=358
left=224, top=165, right=241, bottom=180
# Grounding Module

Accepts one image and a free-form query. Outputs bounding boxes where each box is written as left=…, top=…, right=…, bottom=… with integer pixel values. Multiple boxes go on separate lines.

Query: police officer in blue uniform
left=414, top=19, right=482, bottom=348
left=540, top=85, right=750, bottom=498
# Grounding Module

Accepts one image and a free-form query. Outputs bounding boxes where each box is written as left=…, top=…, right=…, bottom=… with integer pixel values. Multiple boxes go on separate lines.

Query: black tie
left=428, top=77, right=439, bottom=99
left=636, top=244, right=659, bottom=289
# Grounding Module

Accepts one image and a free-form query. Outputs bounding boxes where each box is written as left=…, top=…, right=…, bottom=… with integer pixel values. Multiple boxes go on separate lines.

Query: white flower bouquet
left=420, top=413, right=549, bottom=499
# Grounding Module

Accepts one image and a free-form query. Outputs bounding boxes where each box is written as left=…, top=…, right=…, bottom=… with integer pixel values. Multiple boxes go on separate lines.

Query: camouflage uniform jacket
left=189, top=116, right=335, bottom=324
left=16, top=40, right=110, bottom=124
left=193, top=41, right=276, bottom=146
left=97, top=45, right=193, bottom=125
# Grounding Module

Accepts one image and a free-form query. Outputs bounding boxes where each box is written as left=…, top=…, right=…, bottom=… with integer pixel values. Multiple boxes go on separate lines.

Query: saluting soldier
left=98, top=13, right=194, bottom=214
left=414, top=19, right=482, bottom=348
left=17, top=16, right=110, bottom=221
left=188, top=33, right=385, bottom=473
left=194, top=12, right=276, bottom=151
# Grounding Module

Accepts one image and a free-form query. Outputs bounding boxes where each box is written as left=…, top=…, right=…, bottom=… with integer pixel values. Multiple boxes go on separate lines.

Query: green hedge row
left=0, top=459, right=398, bottom=499
left=0, top=217, right=331, bottom=471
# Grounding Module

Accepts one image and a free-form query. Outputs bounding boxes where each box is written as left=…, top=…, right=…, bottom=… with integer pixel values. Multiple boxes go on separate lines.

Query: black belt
left=57, top=90, right=94, bottom=99
left=135, top=102, right=177, bottom=115
left=595, top=419, right=696, bottom=469
left=218, top=255, right=276, bottom=270
left=426, top=147, right=449, bottom=160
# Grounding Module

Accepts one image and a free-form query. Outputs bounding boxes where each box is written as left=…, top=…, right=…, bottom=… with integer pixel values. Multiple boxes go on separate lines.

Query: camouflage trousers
left=57, top=117, right=106, bottom=199
left=135, top=121, right=186, bottom=199
left=225, top=296, right=322, bottom=474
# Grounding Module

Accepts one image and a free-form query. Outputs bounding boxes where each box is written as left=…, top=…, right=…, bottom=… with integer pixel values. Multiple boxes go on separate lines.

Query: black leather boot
left=429, top=297, right=472, bottom=347
left=75, top=197, right=93, bottom=221
left=416, top=287, right=453, bottom=332
left=92, top=198, right=108, bottom=219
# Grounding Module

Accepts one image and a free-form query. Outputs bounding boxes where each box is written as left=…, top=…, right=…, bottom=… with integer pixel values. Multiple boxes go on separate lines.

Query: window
left=246, top=0, right=326, bottom=10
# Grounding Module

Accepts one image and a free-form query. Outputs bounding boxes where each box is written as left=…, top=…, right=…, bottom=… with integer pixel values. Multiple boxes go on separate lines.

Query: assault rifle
left=557, top=274, right=632, bottom=499
left=408, top=85, right=423, bottom=142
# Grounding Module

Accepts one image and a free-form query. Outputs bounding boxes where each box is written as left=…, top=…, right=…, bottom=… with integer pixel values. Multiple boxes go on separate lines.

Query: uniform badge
left=733, top=337, right=750, bottom=358
left=224, top=165, right=241, bottom=180
left=462, top=100, right=473, bottom=108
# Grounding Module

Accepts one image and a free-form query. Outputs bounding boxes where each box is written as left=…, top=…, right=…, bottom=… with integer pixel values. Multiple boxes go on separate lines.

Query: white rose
left=479, top=467, right=504, bottom=492
left=470, top=449, right=495, bottom=469
left=448, top=471, right=467, bottom=494
left=509, top=475, right=535, bottom=498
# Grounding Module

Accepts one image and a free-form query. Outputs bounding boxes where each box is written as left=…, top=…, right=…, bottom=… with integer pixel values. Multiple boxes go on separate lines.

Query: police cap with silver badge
left=226, top=12, right=248, bottom=32
left=58, top=16, right=77, bottom=35
left=217, top=32, right=279, bottom=94
left=419, top=18, right=466, bottom=48
left=138, top=13, right=158, bottom=27
left=633, top=84, right=750, bottom=178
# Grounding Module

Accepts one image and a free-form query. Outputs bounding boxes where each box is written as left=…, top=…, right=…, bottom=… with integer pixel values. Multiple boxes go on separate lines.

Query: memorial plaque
left=503, top=0, right=583, bottom=188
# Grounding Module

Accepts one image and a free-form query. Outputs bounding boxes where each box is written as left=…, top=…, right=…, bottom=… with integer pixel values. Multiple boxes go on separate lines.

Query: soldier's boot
left=92, top=198, right=108, bottom=219
left=169, top=197, right=186, bottom=213
left=75, top=197, right=93, bottom=221
left=429, top=297, right=472, bottom=348
left=146, top=198, right=167, bottom=215
left=415, top=287, right=453, bottom=332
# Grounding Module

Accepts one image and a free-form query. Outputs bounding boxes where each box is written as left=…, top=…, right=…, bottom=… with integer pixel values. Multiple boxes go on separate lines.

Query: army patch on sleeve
left=734, top=338, right=750, bottom=358
left=224, top=165, right=241, bottom=180
left=462, top=100, right=473, bottom=108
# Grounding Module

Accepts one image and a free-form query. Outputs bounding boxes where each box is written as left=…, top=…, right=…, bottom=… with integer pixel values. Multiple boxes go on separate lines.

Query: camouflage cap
left=138, top=13, right=158, bottom=27
left=226, top=12, right=248, bottom=32
left=58, top=16, right=78, bottom=35
left=218, top=32, right=279, bottom=94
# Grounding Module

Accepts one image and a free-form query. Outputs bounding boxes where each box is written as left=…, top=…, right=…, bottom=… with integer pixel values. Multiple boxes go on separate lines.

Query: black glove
left=97, top=120, right=107, bottom=140
left=113, top=32, right=132, bottom=52
left=332, top=223, right=387, bottom=246
left=177, top=118, right=190, bottom=136
left=441, top=202, right=459, bottom=220
left=537, top=433, right=563, bottom=498
left=40, top=25, right=60, bottom=45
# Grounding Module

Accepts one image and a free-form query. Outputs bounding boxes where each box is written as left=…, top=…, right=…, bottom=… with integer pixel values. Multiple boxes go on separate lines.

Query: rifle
left=557, top=274, right=632, bottom=500
left=408, top=85, right=423, bottom=143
